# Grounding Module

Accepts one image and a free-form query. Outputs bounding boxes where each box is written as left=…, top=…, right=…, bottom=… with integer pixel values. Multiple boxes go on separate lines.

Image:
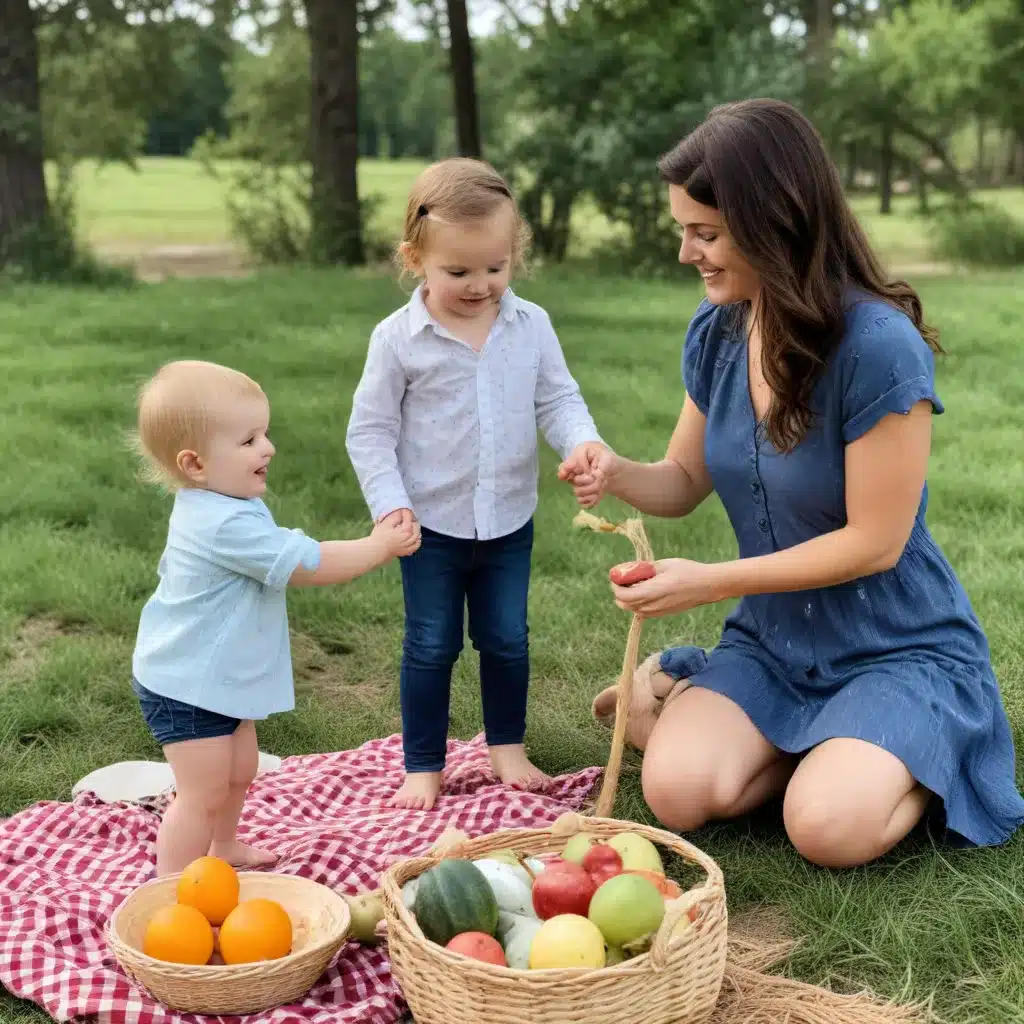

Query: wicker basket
left=378, top=513, right=730, bottom=1024
left=105, top=871, right=351, bottom=1014
left=379, top=814, right=727, bottom=1024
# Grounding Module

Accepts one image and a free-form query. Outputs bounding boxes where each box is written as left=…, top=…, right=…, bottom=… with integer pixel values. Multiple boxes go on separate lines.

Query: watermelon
left=413, top=858, right=500, bottom=946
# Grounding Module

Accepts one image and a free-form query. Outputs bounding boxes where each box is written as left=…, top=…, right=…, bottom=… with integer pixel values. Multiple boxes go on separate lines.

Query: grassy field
left=64, top=156, right=1024, bottom=272
left=1, top=265, right=1023, bottom=1022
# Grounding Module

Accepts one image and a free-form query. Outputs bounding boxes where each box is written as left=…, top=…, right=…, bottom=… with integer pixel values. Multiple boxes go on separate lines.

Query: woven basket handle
left=573, top=512, right=654, bottom=818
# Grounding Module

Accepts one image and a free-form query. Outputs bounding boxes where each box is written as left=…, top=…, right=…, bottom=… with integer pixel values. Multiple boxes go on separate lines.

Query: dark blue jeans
left=399, top=519, right=533, bottom=773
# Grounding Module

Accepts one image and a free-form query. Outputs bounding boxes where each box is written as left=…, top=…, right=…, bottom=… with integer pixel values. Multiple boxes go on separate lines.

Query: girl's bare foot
left=390, top=771, right=443, bottom=810
left=489, top=744, right=550, bottom=789
left=592, top=652, right=690, bottom=753
left=208, top=840, right=278, bottom=869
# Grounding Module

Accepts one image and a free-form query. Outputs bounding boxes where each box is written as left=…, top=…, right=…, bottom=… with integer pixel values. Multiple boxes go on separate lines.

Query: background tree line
left=2, top=0, right=1023, bottom=280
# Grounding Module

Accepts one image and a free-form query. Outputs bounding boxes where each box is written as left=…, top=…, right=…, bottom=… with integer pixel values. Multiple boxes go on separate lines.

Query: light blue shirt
left=132, top=489, right=322, bottom=720
left=345, top=285, right=603, bottom=540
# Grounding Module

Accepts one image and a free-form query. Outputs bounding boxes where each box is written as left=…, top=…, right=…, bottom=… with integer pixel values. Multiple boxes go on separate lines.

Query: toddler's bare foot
left=208, top=840, right=278, bottom=869
left=592, top=652, right=689, bottom=753
left=489, top=744, right=550, bottom=789
left=390, top=772, right=443, bottom=810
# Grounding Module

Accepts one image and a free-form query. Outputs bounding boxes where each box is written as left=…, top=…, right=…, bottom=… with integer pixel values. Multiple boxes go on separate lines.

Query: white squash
left=400, top=877, right=419, bottom=911
left=472, top=858, right=535, bottom=917
left=502, top=916, right=544, bottom=970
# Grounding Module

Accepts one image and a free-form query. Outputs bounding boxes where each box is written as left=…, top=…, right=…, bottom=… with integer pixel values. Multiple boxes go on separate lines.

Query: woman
left=559, top=98, right=1024, bottom=868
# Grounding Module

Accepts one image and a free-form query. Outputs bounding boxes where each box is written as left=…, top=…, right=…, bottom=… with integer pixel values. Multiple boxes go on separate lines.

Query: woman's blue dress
left=658, top=294, right=1024, bottom=848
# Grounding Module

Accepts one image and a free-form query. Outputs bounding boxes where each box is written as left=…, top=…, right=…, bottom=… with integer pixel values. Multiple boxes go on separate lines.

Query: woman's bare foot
left=390, top=771, right=443, bottom=810
left=489, top=744, right=550, bottom=789
left=592, top=652, right=690, bottom=753
left=208, top=840, right=278, bottom=869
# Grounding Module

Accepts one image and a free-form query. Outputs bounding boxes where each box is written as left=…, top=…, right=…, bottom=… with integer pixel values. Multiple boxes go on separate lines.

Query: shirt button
left=758, top=517, right=769, bottom=531
left=751, top=481, right=760, bottom=493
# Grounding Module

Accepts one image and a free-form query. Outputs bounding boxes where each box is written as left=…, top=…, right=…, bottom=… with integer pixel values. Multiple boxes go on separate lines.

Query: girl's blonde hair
left=131, top=360, right=266, bottom=490
left=396, top=157, right=532, bottom=275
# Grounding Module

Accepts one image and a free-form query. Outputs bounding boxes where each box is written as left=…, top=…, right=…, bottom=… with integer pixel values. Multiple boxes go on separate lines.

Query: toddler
left=346, top=158, right=607, bottom=811
left=132, top=360, right=419, bottom=875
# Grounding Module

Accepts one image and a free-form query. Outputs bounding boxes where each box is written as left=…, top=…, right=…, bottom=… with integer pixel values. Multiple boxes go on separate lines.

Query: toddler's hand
left=373, top=507, right=421, bottom=558
left=558, top=443, right=618, bottom=509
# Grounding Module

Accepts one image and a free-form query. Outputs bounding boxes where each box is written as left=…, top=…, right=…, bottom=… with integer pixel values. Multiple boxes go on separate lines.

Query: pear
left=343, top=891, right=386, bottom=945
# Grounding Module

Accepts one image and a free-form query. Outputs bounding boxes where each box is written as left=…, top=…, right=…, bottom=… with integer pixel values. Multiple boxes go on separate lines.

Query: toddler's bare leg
left=157, top=736, right=234, bottom=876
left=208, top=721, right=277, bottom=868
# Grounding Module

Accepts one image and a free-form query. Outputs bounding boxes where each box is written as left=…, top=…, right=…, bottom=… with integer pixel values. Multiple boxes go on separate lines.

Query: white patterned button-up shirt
left=345, top=285, right=603, bottom=540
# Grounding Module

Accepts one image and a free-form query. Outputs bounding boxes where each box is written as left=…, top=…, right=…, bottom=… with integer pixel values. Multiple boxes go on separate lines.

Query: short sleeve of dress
left=839, top=303, right=945, bottom=444
left=681, top=298, right=721, bottom=416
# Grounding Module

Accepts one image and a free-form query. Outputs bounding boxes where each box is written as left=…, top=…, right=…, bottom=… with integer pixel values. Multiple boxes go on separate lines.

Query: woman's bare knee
left=783, top=738, right=926, bottom=868
left=641, top=687, right=782, bottom=832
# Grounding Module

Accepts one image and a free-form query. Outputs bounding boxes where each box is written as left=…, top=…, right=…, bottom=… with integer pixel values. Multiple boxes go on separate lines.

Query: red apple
left=609, top=561, right=656, bottom=587
left=531, top=862, right=597, bottom=920
left=582, top=843, right=623, bottom=886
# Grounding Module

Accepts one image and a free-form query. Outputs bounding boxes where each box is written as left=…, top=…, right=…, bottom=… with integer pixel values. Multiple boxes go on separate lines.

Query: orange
left=218, top=898, right=293, bottom=964
left=142, top=904, right=215, bottom=965
left=176, top=856, right=240, bottom=926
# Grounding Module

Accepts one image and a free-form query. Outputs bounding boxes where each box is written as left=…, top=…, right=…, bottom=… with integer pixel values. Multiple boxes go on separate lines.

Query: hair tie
left=417, top=204, right=428, bottom=218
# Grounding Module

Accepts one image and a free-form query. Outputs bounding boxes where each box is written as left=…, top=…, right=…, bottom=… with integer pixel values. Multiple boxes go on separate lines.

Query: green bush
left=0, top=194, right=134, bottom=288
left=928, top=201, right=1024, bottom=267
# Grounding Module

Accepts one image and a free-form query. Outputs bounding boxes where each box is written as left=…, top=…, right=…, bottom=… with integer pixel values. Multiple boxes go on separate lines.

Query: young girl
left=132, top=359, right=419, bottom=875
left=346, top=158, right=607, bottom=811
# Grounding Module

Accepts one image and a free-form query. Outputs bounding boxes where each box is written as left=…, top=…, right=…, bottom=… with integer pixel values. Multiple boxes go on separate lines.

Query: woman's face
left=669, top=185, right=760, bottom=306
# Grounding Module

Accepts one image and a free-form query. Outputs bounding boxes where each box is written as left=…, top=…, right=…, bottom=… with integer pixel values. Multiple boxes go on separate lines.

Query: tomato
left=445, top=931, right=506, bottom=966
left=608, top=560, right=656, bottom=587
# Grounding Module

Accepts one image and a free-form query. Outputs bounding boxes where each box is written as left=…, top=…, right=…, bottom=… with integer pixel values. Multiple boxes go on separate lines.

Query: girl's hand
left=558, top=445, right=620, bottom=508
left=610, top=558, right=726, bottom=617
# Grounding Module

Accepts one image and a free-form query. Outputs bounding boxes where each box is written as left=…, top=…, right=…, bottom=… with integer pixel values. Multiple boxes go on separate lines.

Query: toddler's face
left=187, top=394, right=275, bottom=499
left=415, top=205, right=515, bottom=321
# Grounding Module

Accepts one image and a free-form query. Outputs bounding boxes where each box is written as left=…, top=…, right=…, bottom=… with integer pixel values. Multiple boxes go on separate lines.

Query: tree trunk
left=879, top=118, right=893, bottom=215
left=975, top=115, right=986, bottom=187
left=0, top=0, right=49, bottom=261
left=844, top=139, right=857, bottom=191
left=446, top=0, right=481, bottom=158
left=804, top=0, right=833, bottom=65
left=304, top=0, right=363, bottom=265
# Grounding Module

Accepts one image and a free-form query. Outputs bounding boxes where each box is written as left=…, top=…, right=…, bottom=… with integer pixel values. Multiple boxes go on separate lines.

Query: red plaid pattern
left=0, top=733, right=601, bottom=1023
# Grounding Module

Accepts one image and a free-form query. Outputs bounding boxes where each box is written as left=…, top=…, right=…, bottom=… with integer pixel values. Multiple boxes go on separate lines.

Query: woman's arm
left=612, top=402, right=932, bottom=615
left=563, top=396, right=713, bottom=518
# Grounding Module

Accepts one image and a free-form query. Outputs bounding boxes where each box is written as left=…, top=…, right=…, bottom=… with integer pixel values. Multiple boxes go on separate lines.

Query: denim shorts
left=132, top=679, right=242, bottom=747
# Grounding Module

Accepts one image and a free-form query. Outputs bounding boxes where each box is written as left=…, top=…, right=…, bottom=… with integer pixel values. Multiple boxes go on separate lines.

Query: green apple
left=561, top=833, right=597, bottom=863
left=607, top=832, right=665, bottom=874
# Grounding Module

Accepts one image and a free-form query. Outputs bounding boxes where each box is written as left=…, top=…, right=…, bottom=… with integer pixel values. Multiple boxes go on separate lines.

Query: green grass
left=61, top=156, right=1024, bottom=273
left=1, top=268, right=1023, bottom=1022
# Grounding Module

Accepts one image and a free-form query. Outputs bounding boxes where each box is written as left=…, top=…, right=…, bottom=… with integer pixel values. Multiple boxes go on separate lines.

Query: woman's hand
left=610, top=558, right=727, bottom=617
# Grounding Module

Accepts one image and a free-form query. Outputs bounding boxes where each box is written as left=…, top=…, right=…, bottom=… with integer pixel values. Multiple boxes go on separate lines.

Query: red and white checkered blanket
left=0, top=733, right=602, bottom=1023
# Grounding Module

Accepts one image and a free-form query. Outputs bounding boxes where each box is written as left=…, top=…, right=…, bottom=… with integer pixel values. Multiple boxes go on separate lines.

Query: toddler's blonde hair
left=132, top=360, right=266, bottom=490
left=397, top=157, right=532, bottom=276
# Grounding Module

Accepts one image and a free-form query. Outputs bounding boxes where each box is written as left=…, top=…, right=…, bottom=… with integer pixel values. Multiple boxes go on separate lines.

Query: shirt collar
left=408, top=283, right=521, bottom=338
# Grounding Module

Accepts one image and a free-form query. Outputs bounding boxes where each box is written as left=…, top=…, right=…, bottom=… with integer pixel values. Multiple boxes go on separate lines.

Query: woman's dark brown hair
left=658, top=98, right=941, bottom=453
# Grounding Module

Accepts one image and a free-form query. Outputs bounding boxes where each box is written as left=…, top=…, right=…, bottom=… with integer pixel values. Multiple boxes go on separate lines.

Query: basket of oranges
left=105, top=856, right=351, bottom=1014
